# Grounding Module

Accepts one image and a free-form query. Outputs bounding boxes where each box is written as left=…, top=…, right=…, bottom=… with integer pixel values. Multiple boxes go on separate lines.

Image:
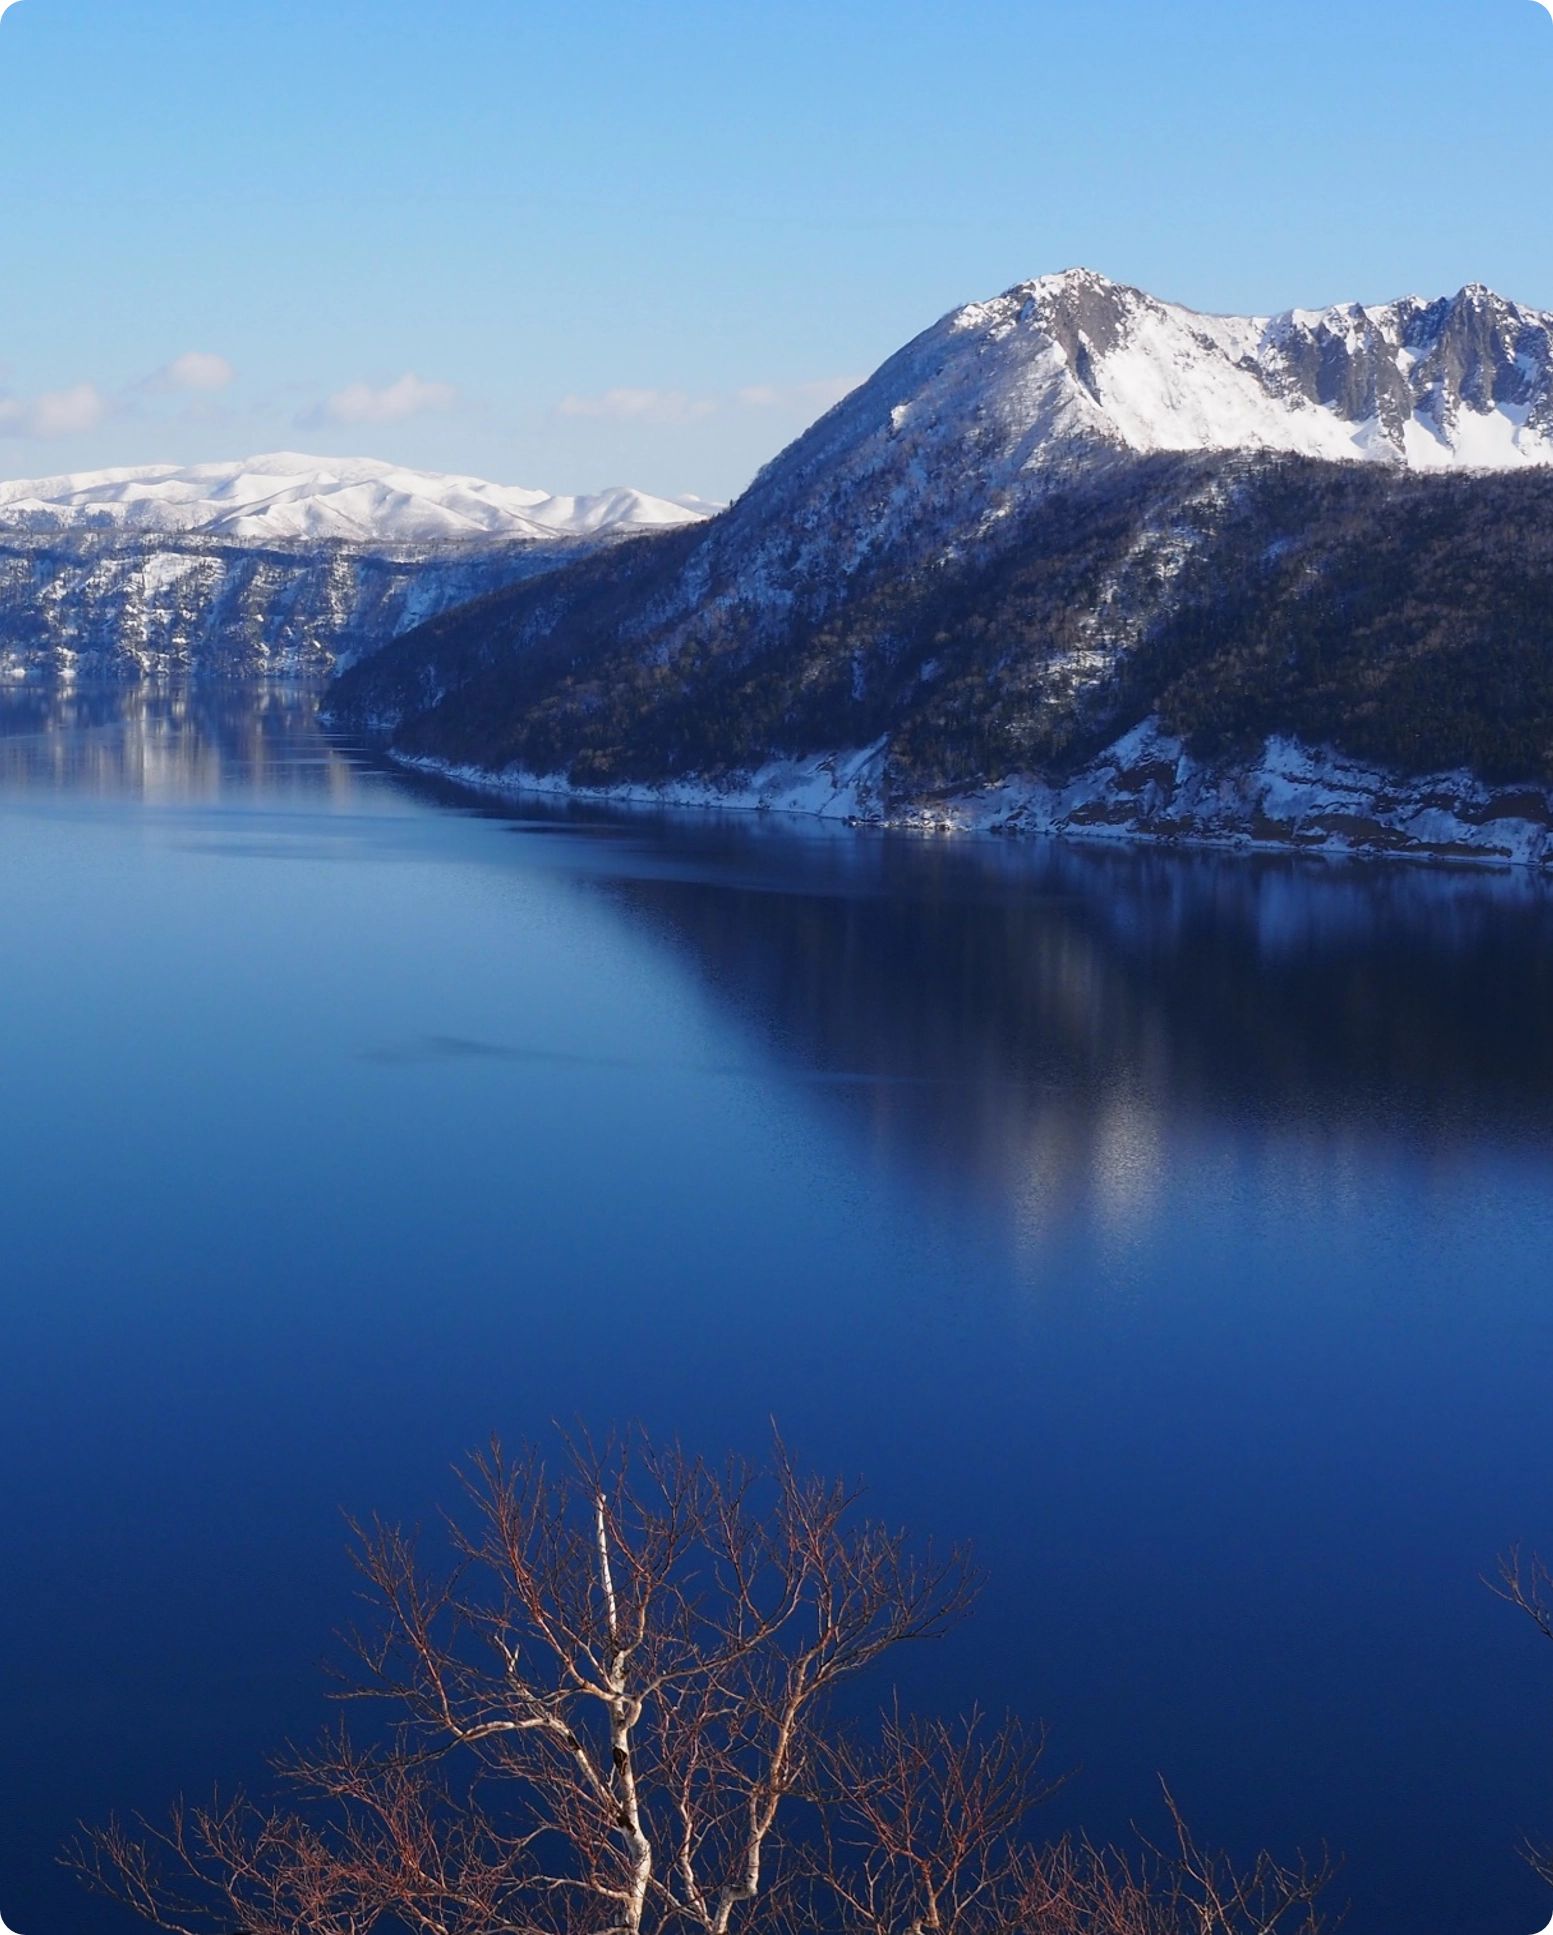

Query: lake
left=2, top=683, right=1552, bottom=1935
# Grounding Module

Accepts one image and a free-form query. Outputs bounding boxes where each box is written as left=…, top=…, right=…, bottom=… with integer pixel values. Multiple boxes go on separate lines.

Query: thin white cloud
left=0, top=349, right=240, bottom=442
left=309, top=372, right=458, bottom=428
left=735, top=376, right=861, bottom=413
left=32, top=384, right=106, bottom=437
left=556, top=387, right=717, bottom=425
left=152, top=351, right=236, bottom=394
left=556, top=375, right=860, bottom=426
left=0, top=382, right=110, bottom=440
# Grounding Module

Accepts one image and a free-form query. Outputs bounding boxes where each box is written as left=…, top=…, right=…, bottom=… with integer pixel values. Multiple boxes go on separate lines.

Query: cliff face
left=0, top=536, right=580, bottom=680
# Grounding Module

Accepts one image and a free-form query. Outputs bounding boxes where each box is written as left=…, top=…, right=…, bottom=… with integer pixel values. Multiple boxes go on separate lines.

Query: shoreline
left=383, top=727, right=1553, bottom=877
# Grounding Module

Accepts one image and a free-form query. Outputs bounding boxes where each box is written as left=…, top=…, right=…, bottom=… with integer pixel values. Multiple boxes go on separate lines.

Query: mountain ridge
left=0, top=451, right=713, bottom=547
left=937, top=268, right=1553, bottom=469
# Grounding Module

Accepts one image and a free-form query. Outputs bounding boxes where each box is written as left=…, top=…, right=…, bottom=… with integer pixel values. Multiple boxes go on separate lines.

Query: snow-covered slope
left=558, top=270, right=1553, bottom=653
left=855, top=268, right=1553, bottom=478
left=683, top=269, right=1553, bottom=594
left=0, top=452, right=709, bottom=546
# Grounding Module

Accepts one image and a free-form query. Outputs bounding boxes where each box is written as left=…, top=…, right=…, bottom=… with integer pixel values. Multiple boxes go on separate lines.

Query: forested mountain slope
left=328, top=274, right=1553, bottom=864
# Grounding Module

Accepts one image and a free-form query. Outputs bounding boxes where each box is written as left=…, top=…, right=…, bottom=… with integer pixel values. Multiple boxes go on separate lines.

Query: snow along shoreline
left=388, top=719, right=1553, bottom=873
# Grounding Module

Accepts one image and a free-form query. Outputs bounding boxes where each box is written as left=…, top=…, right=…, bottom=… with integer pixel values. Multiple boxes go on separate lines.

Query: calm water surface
left=3, top=685, right=1553, bottom=1935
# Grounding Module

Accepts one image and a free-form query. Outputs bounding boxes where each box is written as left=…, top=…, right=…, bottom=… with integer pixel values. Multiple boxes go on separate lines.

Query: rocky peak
left=920, top=270, right=1553, bottom=469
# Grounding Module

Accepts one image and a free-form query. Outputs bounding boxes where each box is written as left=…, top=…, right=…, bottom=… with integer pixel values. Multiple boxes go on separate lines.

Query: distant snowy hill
left=0, top=452, right=710, bottom=546
left=0, top=453, right=714, bottom=678
left=331, top=270, right=1553, bottom=868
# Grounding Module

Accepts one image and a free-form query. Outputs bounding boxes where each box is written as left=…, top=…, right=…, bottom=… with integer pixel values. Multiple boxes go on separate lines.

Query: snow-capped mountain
left=897, top=268, right=1553, bottom=470
left=332, top=270, right=1553, bottom=868
left=572, top=269, right=1553, bottom=640
left=703, top=269, right=1553, bottom=586
left=0, top=452, right=710, bottom=546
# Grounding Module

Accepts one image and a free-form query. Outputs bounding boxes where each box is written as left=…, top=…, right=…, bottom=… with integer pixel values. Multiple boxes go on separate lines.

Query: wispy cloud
left=734, top=376, right=861, bottom=413
left=0, top=347, right=244, bottom=443
left=556, top=387, right=718, bottom=425
left=150, top=351, right=237, bottom=395
left=306, top=372, right=458, bottom=428
left=555, top=374, right=860, bottom=426
left=0, top=382, right=110, bottom=440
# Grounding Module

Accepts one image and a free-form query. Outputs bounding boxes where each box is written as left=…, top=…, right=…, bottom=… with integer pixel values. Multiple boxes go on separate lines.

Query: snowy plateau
left=331, top=271, right=1553, bottom=870
left=0, top=453, right=709, bottom=545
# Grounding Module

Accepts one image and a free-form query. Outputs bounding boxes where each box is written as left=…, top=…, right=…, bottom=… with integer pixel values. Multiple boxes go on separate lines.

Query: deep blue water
left=3, top=684, right=1553, bottom=1935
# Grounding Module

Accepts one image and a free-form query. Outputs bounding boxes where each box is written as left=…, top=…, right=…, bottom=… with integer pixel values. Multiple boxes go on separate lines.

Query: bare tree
left=75, top=1432, right=1336, bottom=1935
left=796, top=1708, right=1056, bottom=1935
left=1493, top=1546, right=1553, bottom=1889
left=75, top=1432, right=974, bottom=1935
left=1493, top=1547, right=1553, bottom=1644
left=791, top=1712, right=1334, bottom=1935
left=1015, top=1805, right=1336, bottom=1935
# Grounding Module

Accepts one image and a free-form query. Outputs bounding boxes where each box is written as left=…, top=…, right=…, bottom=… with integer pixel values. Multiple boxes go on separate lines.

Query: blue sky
left=1, top=0, right=1550, bottom=500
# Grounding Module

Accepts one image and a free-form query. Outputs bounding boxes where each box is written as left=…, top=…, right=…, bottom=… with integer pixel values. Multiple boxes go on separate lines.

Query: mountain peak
left=908, top=271, right=1553, bottom=474
left=1022, top=266, right=1126, bottom=299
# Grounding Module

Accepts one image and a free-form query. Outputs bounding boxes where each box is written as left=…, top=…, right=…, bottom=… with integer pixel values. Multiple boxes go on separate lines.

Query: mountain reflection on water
left=589, top=817, right=1553, bottom=1202
left=4, top=681, right=1553, bottom=1935
left=0, top=680, right=360, bottom=802
left=6, top=679, right=1553, bottom=1233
